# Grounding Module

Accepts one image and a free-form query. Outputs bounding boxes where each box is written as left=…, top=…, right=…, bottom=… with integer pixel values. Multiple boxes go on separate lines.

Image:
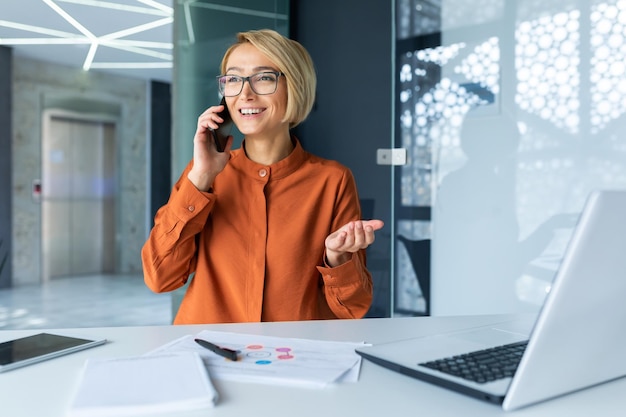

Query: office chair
left=396, top=235, right=431, bottom=316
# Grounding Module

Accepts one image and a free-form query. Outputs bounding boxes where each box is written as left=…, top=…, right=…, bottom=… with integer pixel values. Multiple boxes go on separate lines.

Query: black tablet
left=0, top=332, right=107, bottom=372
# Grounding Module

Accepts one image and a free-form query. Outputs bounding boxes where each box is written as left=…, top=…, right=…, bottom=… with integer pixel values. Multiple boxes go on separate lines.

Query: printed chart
left=148, top=330, right=367, bottom=388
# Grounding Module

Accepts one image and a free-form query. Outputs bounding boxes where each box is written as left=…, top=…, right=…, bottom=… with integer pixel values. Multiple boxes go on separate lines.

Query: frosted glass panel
left=396, top=0, right=626, bottom=316
left=433, top=0, right=626, bottom=315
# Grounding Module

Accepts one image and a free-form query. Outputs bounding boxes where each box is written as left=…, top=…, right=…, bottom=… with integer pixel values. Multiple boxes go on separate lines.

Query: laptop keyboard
left=419, top=340, right=528, bottom=384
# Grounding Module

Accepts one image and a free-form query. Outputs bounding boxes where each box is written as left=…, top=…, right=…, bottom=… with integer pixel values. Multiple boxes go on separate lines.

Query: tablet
left=0, top=332, right=107, bottom=373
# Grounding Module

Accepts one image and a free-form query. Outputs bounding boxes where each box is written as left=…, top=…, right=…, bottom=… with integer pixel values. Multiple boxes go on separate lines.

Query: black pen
left=194, top=338, right=239, bottom=361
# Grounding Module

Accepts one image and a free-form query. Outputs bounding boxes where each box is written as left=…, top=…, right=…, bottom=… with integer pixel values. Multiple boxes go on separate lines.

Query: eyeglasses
left=216, top=71, right=284, bottom=97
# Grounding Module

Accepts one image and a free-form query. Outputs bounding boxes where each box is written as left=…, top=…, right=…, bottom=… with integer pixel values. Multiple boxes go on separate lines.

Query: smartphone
left=210, top=97, right=233, bottom=152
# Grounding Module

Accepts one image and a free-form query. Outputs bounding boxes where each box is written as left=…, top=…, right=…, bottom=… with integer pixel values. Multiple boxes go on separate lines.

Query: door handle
left=376, top=148, right=407, bottom=166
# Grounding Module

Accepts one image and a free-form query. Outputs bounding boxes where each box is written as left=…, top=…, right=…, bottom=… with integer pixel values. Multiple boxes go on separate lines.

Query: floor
left=0, top=274, right=172, bottom=330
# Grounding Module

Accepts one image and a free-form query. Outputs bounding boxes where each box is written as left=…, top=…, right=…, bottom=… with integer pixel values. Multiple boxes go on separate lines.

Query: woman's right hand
left=187, top=104, right=234, bottom=191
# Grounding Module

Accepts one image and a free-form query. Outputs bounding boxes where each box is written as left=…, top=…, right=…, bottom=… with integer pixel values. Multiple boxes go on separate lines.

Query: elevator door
left=42, top=114, right=116, bottom=280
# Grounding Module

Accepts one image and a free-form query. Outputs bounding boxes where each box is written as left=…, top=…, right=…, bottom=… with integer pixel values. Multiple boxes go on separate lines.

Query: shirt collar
left=229, top=136, right=307, bottom=180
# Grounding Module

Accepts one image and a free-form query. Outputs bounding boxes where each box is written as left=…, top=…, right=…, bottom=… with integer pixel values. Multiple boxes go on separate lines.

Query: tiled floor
left=0, top=274, right=172, bottom=330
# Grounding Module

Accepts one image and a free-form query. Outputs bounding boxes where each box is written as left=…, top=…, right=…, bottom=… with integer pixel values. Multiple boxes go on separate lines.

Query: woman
left=142, top=29, right=384, bottom=324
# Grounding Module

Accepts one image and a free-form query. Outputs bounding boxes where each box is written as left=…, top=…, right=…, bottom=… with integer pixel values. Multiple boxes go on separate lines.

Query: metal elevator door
left=42, top=114, right=116, bottom=280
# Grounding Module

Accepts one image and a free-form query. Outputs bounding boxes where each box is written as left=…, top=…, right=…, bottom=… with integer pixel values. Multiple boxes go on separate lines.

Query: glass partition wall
left=169, top=0, right=289, bottom=315
left=172, top=1, right=289, bottom=180
left=395, top=0, right=626, bottom=316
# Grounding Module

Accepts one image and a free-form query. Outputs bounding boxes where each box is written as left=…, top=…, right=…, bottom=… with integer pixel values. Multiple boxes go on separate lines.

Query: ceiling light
left=0, top=0, right=173, bottom=76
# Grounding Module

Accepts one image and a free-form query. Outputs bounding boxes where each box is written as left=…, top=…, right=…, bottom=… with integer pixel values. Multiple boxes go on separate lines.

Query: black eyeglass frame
left=216, top=71, right=285, bottom=97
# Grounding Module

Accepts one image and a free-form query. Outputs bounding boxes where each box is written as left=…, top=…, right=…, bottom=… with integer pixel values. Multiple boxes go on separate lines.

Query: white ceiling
left=0, top=0, right=173, bottom=83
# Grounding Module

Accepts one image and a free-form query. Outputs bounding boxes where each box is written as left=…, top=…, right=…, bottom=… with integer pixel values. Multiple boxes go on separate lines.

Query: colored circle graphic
left=275, top=347, right=293, bottom=359
left=275, top=347, right=291, bottom=353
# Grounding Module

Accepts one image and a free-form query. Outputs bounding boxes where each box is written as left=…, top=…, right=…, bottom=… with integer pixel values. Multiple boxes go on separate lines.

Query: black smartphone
left=210, top=97, right=233, bottom=152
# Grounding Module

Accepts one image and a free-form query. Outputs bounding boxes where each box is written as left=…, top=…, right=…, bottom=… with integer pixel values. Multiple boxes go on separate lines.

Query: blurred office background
left=1, top=0, right=625, bottom=329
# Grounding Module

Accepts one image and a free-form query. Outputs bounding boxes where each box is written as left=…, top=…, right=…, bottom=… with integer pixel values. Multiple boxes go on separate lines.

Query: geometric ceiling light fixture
left=0, top=0, right=173, bottom=81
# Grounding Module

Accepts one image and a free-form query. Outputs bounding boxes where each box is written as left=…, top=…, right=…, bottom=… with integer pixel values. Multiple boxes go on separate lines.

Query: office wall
left=11, top=56, right=149, bottom=285
left=0, top=46, right=12, bottom=288
left=291, top=0, right=394, bottom=316
left=291, top=1, right=393, bottom=171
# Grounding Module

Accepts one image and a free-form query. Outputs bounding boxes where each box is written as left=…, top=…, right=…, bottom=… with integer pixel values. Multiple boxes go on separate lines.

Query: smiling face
left=223, top=43, right=289, bottom=141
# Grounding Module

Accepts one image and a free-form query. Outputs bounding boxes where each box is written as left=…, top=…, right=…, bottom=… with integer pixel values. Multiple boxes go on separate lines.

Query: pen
left=194, top=338, right=239, bottom=361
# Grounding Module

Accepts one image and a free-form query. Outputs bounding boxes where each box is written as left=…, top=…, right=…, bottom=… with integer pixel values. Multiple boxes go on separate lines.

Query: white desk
left=2, top=315, right=624, bottom=416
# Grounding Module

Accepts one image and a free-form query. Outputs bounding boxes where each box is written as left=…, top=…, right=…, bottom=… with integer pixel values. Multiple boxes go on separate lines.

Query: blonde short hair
left=220, top=29, right=316, bottom=128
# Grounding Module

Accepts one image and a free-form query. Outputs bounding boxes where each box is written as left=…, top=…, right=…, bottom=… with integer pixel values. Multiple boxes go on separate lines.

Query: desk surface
left=2, top=314, right=624, bottom=417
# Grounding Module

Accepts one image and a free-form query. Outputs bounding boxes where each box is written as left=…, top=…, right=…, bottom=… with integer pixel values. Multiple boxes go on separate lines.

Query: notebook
left=356, top=189, right=626, bottom=411
left=66, top=351, right=218, bottom=417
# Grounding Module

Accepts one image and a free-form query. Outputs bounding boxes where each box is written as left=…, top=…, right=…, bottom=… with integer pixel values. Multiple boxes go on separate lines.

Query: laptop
left=356, top=189, right=626, bottom=411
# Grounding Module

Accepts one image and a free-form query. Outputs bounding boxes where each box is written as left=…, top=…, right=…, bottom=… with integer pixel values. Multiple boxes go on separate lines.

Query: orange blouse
left=141, top=138, right=373, bottom=324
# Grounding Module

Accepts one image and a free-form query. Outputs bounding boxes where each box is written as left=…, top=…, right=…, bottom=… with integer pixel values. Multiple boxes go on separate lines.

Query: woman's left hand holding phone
left=187, top=103, right=234, bottom=191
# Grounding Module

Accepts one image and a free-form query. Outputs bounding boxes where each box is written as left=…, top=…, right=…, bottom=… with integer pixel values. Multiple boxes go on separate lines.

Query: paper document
left=66, top=352, right=218, bottom=417
left=148, top=330, right=368, bottom=388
